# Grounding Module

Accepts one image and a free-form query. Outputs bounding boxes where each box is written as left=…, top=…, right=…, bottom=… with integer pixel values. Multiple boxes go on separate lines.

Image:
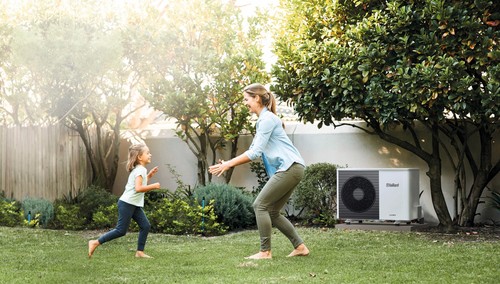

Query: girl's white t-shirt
left=119, top=165, right=147, bottom=207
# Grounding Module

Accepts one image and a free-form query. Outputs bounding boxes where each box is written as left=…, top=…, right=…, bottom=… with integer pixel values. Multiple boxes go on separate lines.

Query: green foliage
left=293, top=163, right=338, bottom=227
left=21, top=197, right=54, bottom=228
left=53, top=204, right=86, bottom=231
left=164, top=164, right=194, bottom=198
left=2, top=0, right=140, bottom=189
left=144, top=189, right=174, bottom=208
left=249, top=161, right=269, bottom=194
left=273, top=0, right=499, bottom=124
left=0, top=199, right=23, bottom=227
left=91, top=203, right=118, bottom=229
left=78, top=185, right=118, bottom=225
left=272, top=0, right=499, bottom=227
left=194, top=183, right=256, bottom=231
left=1, top=227, right=499, bottom=283
left=51, top=185, right=117, bottom=230
left=23, top=213, right=40, bottom=228
left=59, top=189, right=83, bottom=205
left=147, top=197, right=227, bottom=236
left=143, top=0, right=270, bottom=185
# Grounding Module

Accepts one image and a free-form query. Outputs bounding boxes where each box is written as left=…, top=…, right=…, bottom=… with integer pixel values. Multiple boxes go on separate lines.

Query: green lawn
left=1, top=226, right=498, bottom=283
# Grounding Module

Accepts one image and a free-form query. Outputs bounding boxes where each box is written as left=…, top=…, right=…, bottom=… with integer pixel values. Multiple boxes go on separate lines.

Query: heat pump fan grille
left=338, top=170, right=379, bottom=220
left=341, top=176, right=376, bottom=213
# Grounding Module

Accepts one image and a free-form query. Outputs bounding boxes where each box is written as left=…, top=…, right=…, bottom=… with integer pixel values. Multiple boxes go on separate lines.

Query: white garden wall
left=113, top=121, right=500, bottom=225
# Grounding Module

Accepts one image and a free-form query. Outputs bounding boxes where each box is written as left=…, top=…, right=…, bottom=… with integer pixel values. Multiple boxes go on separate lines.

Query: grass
left=1, top=226, right=498, bottom=284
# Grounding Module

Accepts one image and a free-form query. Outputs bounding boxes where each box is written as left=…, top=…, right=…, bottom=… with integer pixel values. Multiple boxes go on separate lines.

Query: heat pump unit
left=337, top=168, right=422, bottom=223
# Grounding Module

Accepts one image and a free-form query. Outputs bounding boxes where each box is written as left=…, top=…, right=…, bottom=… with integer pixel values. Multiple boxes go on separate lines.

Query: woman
left=209, top=83, right=309, bottom=259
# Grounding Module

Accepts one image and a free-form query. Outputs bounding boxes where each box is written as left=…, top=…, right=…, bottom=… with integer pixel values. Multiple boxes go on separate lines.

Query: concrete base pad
left=336, top=222, right=430, bottom=232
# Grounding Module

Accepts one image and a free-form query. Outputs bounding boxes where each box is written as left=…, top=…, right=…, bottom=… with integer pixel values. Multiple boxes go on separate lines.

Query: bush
left=92, top=203, right=118, bottom=229
left=0, top=199, right=23, bottom=227
left=194, top=183, right=255, bottom=231
left=21, top=197, right=54, bottom=228
left=78, top=185, right=118, bottom=225
left=147, top=197, right=227, bottom=236
left=51, top=185, right=118, bottom=230
left=292, top=163, right=338, bottom=226
left=145, top=189, right=174, bottom=208
left=53, top=203, right=86, bottom=230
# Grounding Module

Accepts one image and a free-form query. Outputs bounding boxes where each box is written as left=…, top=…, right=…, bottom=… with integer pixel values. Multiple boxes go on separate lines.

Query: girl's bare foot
left=287, top=243, right=309, bottom=257
left=88, top=240, right=100, bottom=258
left=135, top=251, right=153, bottom=258
left=244, top=251, right=272, bottom=260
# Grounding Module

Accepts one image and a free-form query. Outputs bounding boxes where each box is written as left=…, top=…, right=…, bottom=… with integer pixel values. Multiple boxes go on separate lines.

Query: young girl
left=88, top=143, right=160, bottom=258
left=209, top=83, right=309, bottom=259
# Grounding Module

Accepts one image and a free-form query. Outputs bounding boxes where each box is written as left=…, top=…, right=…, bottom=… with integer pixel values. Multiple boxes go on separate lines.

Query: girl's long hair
left=126, top=144, right=147, bottom=172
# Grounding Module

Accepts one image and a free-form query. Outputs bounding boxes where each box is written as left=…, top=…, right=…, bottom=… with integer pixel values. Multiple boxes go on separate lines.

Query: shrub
left=23, top=213, right=40, bottom=228
left=21, top=197, right=54, bottom=228
left=91, top=203, right=118, bottom=229
left=292, top=162, right=338, bottom=227
left=145, top=189, right=174, bottom=208
left=78, top=185, right=118, bottom=224
left=194, top=183, right=255, bottom=231
left=147, top=197, right=227, bottom=236
left=0, top=199, right=23, bottom=227
left=52, top=185, right=117, bottom=230
left=53, top=203, right=86, bottom=230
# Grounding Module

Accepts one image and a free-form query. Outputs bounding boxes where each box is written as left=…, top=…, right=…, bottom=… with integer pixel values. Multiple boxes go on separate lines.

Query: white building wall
left=113, top=122, right=500, bottom=225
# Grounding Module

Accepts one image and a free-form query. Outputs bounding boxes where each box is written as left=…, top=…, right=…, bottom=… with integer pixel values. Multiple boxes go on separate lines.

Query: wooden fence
left=0, top=125, right=92, bottom=202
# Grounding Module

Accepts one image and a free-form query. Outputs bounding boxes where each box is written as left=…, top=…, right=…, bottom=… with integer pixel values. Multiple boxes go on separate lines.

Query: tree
left=272, top=0, right=499, bottom=228
left=143, top=0, right=270, bottom=186
left=0, top=2, right=41, bottom=126
left=1, top=0, right=146, bottom=190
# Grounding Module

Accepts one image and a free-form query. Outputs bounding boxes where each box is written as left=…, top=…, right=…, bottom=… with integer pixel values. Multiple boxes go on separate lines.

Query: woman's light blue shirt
left=245, top=108, right=305, bottom=176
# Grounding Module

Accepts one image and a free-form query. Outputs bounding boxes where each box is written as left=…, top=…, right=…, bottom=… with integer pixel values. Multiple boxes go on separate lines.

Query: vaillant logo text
left=386, top=183, right=400, bottom=187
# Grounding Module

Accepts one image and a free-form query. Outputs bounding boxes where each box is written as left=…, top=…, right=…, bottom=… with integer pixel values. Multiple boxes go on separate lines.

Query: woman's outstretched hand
left=209, top=160, right=229, bottom=177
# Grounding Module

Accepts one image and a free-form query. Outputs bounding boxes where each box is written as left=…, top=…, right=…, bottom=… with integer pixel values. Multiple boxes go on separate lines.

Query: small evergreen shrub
left=78, top=185, right=118, bottom=224
left=147, top=197, right=227, bottom=236
left=53, top=203, right=86, bottom=230
left=0, top=199, right=23, bottom=227
left=22, top=197, right=54, bottom=228
left=23, top=213, right=40, bottom=228
left=91, top=203, right=118, bottom=229
left=52, top=185, right=117, bottom=230
left=292, top=163, right=338, bottom=227
left=194, top=183, right=256, bottom=231
left=145, top=189, right=174, bottom=208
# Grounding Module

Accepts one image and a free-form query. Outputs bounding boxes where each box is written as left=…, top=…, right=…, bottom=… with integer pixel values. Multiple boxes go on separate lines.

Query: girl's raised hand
left=148, top=166, right=159, bottom=178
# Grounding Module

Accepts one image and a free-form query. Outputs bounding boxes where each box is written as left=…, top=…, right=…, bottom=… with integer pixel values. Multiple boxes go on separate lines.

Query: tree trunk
left=458, top=171, right=490, bottom=226
left=197, top=157, right=206, bottom=186
left=427, top=122, right=454, bottom=229
left=224, top=137, right=239, bottom=184
left=458, top=124, right=494, bottom=226
left=427, top=159, right=454, bottom=229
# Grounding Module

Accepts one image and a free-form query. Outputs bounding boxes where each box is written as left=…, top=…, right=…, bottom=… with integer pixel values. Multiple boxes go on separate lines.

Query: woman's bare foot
left=244, top=251, right=272, bottom=260
left=88, top=240, right=100, bottom=258
left=135, top=251, right=153, bottom=258
left=287, top=243, right=309, bottom=257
